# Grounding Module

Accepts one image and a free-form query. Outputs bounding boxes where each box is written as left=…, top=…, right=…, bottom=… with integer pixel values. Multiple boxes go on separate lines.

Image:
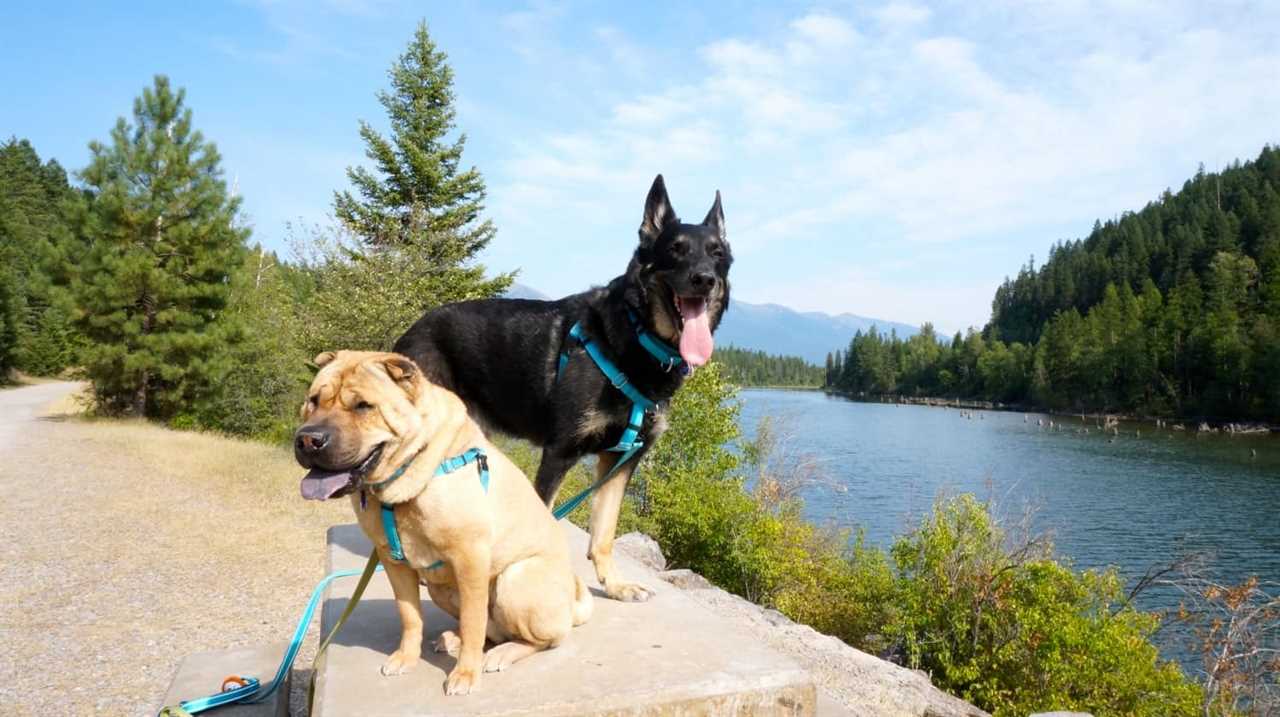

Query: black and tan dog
left=296, top=350, right=592, bottom=695
left=393, top=175, right=732, bottom=602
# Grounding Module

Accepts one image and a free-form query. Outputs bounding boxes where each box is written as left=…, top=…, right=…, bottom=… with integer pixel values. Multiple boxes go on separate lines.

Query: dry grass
left=0, top=395, right=351, bottom=716
left=38, top=382, right=92, bottom=418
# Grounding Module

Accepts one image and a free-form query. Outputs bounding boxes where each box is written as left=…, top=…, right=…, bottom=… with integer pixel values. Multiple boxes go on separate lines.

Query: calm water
left=738, top=389, right=1280, bottom=668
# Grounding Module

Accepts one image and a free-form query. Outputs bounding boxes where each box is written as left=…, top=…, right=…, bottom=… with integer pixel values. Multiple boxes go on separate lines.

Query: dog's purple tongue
left=300, top=469, right=353, bottom=500
left=678, top=297, right=714, bottom=367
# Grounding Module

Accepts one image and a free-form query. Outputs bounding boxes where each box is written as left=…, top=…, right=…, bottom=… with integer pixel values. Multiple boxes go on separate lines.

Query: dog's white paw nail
left=380, top=651, right=418, bottom=676
left=445, top=666, right=479, bottom=695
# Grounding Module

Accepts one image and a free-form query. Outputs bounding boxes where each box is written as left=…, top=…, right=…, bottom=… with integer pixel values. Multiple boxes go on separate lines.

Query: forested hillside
left=717, top=345, right=823, bottom=387
left=829, top=146, right=1280, bottom=421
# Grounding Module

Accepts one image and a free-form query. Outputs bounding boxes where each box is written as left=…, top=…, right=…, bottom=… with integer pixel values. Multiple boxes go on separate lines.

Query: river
left=737, top=388, right=1279, bottom=670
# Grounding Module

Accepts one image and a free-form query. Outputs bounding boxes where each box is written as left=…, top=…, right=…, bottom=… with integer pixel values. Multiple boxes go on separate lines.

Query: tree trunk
left=132, top=294, right=156, bottom=417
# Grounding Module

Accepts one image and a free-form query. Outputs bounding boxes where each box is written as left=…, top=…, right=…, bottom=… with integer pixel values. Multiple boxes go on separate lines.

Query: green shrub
left=888, top=494, right=1202, bottom=716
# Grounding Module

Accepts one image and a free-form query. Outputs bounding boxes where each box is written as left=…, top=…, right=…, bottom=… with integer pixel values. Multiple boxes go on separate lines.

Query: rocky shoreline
left=822, top=389, right=1278, bottom=434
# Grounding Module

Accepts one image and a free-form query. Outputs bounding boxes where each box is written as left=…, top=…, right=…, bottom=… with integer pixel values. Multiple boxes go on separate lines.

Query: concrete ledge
left=158, top=643, right=290, bottom=717
left=315, top=523, right=816, bottom=716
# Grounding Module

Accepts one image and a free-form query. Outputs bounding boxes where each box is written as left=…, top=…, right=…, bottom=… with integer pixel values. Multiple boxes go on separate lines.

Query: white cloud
left=790, top=13, right=859, bottom=49
left=874, top=1, right=932, bottom=27
left=485, top=1, right=1280, bottom=328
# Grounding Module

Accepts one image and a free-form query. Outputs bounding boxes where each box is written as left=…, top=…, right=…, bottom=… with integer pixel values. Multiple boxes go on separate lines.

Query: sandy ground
left=0, top=382, right=349, bottom=716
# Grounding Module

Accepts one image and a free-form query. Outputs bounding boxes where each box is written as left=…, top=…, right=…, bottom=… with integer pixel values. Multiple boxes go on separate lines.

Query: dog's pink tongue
left=300, top=470, right=353, bottom=500
left=678, top=298, right=714, bottom=367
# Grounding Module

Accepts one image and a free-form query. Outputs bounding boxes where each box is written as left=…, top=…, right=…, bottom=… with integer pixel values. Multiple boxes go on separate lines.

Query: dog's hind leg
left=533, top=448, right=579, bottom=507
left=482, top=641, right=542, bottom=673
left=587, top=452, right=654, bottom=602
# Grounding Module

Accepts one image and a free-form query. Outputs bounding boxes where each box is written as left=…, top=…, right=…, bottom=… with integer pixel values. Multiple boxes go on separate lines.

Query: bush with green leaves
left=888, top=494, right=1201, bottom=716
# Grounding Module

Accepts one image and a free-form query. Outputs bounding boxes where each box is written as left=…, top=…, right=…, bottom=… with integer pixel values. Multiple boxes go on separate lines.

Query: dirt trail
left=0, top=382, right=347, bottom=716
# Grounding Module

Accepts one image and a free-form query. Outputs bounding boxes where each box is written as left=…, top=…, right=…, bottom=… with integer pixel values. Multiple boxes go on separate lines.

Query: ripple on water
left=738, top=389, right=1280, bottom=671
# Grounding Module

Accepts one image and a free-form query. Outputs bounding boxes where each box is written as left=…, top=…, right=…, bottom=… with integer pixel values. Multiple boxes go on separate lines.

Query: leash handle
left=157, top=554, right=383, bottom=717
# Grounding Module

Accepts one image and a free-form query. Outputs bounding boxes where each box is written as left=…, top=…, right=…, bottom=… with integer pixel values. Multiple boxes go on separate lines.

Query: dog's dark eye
left=708, top=243, right=725, bottom=258
left=308, top=395, right=319, bottom=408
left=670, top=241, right=689, bottom=256
left=355, top=401, right=374, bottom=412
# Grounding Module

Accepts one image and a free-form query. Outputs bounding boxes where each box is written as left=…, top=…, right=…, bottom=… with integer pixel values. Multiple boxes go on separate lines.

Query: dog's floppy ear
left=702, top=190, right=725, bottom=241
left=639, top=174, right=677, bottom=247
left=312, top=351, right=337, bottom=369
left=383, top=355, right=418, bottom=384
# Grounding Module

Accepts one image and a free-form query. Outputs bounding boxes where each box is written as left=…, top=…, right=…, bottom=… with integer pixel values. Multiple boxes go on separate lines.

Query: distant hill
left=502, top=284, right=916, bottom=364
left=717, top=302, right=919, bottom=364
left=503, top=282, right=551, bottom=300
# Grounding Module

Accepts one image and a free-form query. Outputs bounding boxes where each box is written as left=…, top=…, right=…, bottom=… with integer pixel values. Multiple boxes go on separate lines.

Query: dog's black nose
left=295, top=429, right=330, bottom=454
left=691, top=271, right=717, bottom=290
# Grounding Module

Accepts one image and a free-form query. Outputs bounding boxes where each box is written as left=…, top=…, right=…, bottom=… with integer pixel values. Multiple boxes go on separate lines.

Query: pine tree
left=73, top=76, right=247, bottom=418
left=334, top=20, right=495, bottom=261
left=305, top=21, right=510, bottom=353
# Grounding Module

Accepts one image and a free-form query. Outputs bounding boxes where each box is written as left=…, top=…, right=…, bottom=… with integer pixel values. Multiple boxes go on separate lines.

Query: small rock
left=761, top=608, right=793, bottom=627
left=658, top=568, right=714, bottom=590
left=614, top=532, right=666, bottom=571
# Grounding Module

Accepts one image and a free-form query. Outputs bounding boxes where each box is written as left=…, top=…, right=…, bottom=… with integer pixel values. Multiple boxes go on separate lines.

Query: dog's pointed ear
left=639, top=174, right=677, bottom=247
left=383, top=355, right=418, bottom=385
left=702, top=190, right=725, bottom=241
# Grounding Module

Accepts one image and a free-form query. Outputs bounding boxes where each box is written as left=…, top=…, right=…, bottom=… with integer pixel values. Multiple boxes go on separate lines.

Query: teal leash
left=159, top=445, right=622, bottom=716
left=157, top=560, right=384, bottom=716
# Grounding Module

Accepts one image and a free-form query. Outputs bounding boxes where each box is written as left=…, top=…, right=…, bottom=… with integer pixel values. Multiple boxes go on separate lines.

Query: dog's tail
left=571, top=574, right=593, bottom=626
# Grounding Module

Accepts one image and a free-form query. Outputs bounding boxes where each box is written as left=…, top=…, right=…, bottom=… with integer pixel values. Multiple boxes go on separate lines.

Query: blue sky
left=3, top=1, right=1278, bottom=332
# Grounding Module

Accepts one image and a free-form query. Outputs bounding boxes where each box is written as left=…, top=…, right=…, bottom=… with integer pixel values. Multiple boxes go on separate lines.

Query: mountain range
left=503, top=283, right=918, bottom=364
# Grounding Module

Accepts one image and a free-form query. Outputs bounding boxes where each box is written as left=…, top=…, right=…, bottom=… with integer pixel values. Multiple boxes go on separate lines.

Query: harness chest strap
left=378, top=447, right=490, bottom=565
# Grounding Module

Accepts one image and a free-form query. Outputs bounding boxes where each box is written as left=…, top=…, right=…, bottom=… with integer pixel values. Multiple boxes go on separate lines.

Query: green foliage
left=716, top=345, right=824, bottom=387
left=334, top=20, right=496, bottom=261
left=292, top=223, right=508, bottom=354
left=984, top=146, right=1280, bottom=418
left=887, top=495, right=1201, bottom=716
left=0, top=263, right=19, bottom=381
left=0, top=137, right=82, bottom=377
left=185, top=246, right=312, bottom=440
left=71, top=76, right=248, bottom=419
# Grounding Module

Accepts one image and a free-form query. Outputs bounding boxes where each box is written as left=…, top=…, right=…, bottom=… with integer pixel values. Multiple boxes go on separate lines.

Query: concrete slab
left=315, top=523, right=816, bottom=716
left=158, top=643, right=289, bottom=717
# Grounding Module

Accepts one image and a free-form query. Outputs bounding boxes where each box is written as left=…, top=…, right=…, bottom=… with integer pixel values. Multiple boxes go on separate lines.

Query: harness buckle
left=476, top=453, right=489, bottom=474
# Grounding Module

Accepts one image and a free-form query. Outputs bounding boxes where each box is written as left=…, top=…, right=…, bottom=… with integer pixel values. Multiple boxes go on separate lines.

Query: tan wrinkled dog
left=295, top=351, right=592, bottom=696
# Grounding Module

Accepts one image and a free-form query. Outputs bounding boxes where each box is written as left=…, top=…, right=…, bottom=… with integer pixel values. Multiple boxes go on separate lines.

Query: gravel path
left=0, top=382, right=347, bottom=716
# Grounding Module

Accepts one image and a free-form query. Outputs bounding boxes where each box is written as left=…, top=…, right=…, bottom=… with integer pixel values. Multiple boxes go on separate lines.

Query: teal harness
left=370, top=447, right=490, bottom=566
left=556, top=312, right=685, bottom=481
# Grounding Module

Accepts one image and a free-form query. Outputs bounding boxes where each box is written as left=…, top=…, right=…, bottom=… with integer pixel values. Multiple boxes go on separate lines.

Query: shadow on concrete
left=323, top=597, right=460, bottom=674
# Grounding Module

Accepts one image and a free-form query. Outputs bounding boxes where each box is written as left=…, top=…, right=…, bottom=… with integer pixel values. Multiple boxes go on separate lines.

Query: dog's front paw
left=605, top=580, right=655, bottom=602
left=380, top=649, right=420, bottom=676
left=433, top=630, right=461, bottom=656
left=445, top=665, right=479, bottom=695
